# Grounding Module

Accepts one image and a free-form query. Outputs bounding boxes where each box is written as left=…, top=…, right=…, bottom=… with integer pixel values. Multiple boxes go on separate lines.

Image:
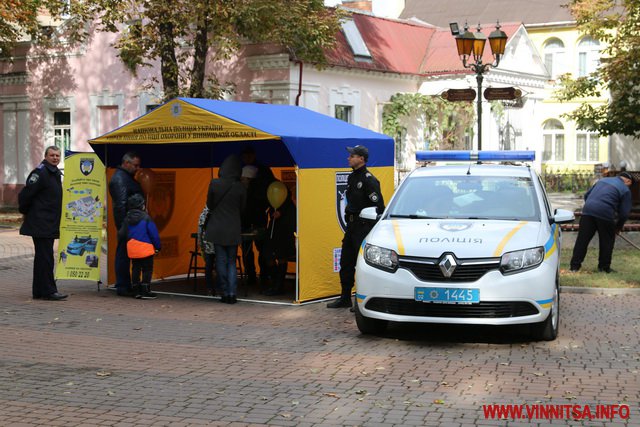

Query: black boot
left=264, top=263, right=286, bottom=296
left=327, top=294, right=352, bottom=308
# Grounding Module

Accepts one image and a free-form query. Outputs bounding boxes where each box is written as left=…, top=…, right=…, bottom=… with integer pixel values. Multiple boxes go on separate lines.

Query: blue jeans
left=115, top=238, right=132, bottom=292
left=214, top=244, right=238, bottom=296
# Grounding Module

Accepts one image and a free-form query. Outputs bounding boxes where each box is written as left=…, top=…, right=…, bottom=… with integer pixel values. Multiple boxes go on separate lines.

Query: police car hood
left=369, top=219, right=545, bottom=258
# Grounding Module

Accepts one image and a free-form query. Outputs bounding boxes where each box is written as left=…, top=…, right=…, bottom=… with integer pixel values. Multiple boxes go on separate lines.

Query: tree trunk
left=159, top=21, right=178, bottom=100
left=188, top=21, right=209, bottom=98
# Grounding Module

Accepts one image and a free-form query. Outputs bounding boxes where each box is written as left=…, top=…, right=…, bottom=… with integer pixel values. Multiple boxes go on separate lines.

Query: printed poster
left=55, top=152, right=105, bottom=281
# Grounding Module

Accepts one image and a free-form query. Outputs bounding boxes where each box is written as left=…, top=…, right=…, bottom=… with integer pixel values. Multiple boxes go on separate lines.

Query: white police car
left=354, top=151, right=574, bottom=341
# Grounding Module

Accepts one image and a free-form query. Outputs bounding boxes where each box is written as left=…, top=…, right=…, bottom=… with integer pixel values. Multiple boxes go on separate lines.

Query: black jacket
left=18, top=160, right=63, bottom=238
left=205, top=155, right=247, bottom=246
left=109, top=166, right=143, bottom=229
left=345, top=166, right=385, bottom=216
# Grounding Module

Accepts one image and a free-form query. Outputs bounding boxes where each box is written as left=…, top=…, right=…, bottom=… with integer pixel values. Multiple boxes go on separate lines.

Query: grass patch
left=560, top=245, right=640, bottom=288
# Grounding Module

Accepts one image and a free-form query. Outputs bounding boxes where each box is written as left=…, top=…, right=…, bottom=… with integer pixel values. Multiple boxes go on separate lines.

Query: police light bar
left=416, top=150, right=535, bottom=162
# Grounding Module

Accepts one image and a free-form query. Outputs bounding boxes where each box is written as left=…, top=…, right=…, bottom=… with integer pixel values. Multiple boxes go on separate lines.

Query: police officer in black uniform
left=328, top=145, right=385, bottom=308
left=18, top=145, right=67, bottom=300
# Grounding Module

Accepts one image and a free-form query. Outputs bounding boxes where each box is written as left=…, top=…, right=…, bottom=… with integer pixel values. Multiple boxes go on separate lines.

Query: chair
left=187, top=233, right=207, bottom=292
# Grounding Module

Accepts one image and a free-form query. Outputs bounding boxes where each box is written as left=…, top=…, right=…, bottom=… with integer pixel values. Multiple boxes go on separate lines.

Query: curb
left=560, top=286, right=640, bottom=295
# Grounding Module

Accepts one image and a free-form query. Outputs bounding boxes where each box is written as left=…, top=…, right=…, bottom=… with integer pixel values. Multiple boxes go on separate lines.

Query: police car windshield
left=388, top=176, right=540, bottom=221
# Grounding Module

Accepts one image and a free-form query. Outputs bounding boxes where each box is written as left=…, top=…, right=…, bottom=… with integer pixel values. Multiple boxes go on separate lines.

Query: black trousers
left=131, top=256, right=154, bottom=285
left=32, top=237, right=58, bottom=298
left=570, top=215, right=617, bottom=270
left=242, top=237, right=267, bottom=280
left=339, top=221, right=373, bottom=300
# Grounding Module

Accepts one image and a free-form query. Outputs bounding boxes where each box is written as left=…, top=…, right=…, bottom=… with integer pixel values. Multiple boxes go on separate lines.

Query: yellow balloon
left=267, top=181, right=287, bottom=209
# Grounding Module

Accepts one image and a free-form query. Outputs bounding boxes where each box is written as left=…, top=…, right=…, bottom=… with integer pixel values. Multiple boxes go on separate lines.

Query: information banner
left=55, top=152, right=105, bottom=281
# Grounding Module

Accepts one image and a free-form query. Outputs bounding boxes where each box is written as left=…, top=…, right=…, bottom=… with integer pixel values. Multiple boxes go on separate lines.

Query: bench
left=561, top=223, right=640, bottom=232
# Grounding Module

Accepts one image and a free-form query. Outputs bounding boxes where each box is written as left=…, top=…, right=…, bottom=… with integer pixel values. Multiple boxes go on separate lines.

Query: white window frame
left=577, top=37, right=601, bottom=77
left=334, top=105, right=352, bottom=123
left=543, top=38, right=566, bottom=79
left=576, top=131, right=600, bottom=162
left=542, top=119, right=565, bottom=162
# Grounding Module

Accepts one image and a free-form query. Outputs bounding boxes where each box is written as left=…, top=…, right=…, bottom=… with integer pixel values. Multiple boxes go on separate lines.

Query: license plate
left=415, top=287, right=480, bottom=304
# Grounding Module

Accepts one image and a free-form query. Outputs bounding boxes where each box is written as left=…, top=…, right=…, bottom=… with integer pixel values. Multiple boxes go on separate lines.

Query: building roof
left=324, top=11, right=522, bottom=76
left=400, top=0, right=574, bottom=27
left=324, top=13, right=436, bottom=75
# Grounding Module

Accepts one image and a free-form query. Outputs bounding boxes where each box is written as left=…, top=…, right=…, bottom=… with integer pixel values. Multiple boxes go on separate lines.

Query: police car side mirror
left=360, top=206, right=378, bottom=221
left=552, top=208, right=575, bottom=224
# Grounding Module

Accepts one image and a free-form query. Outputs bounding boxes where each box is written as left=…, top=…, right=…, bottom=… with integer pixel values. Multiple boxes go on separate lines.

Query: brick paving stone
left=1, top=229, right=639, bottom=426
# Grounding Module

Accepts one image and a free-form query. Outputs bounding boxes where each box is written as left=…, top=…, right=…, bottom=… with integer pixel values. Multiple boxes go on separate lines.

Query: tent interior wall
left=91, top=98, right=395, bottom=303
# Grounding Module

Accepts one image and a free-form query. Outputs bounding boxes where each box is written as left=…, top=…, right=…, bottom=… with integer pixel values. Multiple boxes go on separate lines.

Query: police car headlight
left=500, top=247, right=544, bottom=274
left=363, top=244, right=399, bottom=272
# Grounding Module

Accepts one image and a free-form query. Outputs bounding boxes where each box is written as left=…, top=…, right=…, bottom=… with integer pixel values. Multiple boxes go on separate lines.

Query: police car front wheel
left=354, top=302, right=388, bottom=335
left=531, top=286, right=559, bottom=341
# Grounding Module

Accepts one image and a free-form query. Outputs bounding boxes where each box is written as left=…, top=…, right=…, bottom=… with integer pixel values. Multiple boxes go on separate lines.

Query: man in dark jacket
left=108, top=152, right=143, bottom=296
left=18, top=146, right=67, bottom=300
left=570, top=172, right=635, bottom=273
left=328, top=145, right=385, bottom=308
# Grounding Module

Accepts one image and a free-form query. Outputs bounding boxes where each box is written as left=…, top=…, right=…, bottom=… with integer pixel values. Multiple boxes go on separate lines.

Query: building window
left=543, top=38, right=566, bottom=79
left=53, top=111, right=71, bottom=153
left=576, top=132, right=599, bottom=162
left=341, top=18, right=371, bottom=59
left=146, top=104, right=160, bottom=113
left=542, top=119, right=564, bottom=162
left=335, top=105, right=352, bottom=123
left=577, top=37, right=601, bottom=77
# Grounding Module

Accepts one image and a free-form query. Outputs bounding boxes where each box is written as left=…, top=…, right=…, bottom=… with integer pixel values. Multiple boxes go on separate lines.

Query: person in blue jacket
left=570, top=172, right=635, bottom=273
left=118, top=194, right=161, bottom=299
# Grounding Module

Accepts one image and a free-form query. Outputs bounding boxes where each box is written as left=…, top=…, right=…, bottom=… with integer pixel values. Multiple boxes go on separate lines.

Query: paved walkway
left=1, top=228, right=639, bottom=425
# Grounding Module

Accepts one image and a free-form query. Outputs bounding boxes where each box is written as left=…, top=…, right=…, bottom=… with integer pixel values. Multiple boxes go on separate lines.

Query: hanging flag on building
left=56, top=152, right=105, bottom=281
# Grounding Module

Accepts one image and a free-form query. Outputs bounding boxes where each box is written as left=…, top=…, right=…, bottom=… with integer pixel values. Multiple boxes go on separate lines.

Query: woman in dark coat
left=204, top=154, right=246, bottom=303
left=263, top=185, right=296, bottom=296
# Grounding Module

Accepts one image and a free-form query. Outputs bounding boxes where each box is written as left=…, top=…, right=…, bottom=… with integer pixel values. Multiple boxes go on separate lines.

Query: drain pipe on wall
left=295, top=59, right=303, bottom=106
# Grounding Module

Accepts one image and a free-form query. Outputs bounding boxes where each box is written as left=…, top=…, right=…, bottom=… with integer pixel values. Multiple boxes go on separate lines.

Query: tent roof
left=90, top=98, right=394, bottom=169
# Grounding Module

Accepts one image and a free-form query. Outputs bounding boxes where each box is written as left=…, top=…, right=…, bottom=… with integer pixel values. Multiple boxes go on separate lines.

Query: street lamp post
left=451, top=22, right=507, bottom=151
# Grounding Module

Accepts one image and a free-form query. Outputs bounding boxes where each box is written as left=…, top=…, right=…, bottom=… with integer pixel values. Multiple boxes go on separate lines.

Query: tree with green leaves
left=1, top=0, right=98, bottom=56
left=2, top=1, right=344, bottom=101
left=555, top=0, right=640, bottom=137
left=382, top=93, right=475, bottom=152
left=94, top=0, right=345, bottom=100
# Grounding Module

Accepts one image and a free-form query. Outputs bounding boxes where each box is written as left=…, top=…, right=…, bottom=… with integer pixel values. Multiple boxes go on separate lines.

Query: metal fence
left=541, top=171, right=597, bottom=193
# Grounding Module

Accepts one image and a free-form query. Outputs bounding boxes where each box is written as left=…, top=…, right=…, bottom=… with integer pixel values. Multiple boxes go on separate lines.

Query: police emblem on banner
left=336, top=172, right=350, bottom=233
left=171, top=102, right=182, bottom=117
left=146, top=170, right=175, bottom=232
left=79, top=158, right=94, bottom=176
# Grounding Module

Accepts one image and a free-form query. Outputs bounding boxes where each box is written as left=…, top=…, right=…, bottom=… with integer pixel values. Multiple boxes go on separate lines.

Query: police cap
left=346, top=145, right=369, bottom=162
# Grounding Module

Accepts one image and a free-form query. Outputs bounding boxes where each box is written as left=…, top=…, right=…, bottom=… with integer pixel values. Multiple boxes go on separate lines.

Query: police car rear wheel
left=531, top=285, right=559, bottom=341
left=354, top=301, right=388, bottom=335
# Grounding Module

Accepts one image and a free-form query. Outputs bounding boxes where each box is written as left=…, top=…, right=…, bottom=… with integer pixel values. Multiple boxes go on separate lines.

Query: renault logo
left=439, top=254, right=457, bottom=278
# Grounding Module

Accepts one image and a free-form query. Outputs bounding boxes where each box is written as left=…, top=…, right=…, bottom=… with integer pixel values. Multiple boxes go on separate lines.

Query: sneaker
left=598, top=267, right=615, bottom=273
left=327, top=298, right=352, bottom=308
left=136, top=284, right=157, bottom=299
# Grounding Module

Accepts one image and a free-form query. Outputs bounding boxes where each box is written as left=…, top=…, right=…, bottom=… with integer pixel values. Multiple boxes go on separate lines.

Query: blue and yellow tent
left=89, top=98, right=394, bottom=303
